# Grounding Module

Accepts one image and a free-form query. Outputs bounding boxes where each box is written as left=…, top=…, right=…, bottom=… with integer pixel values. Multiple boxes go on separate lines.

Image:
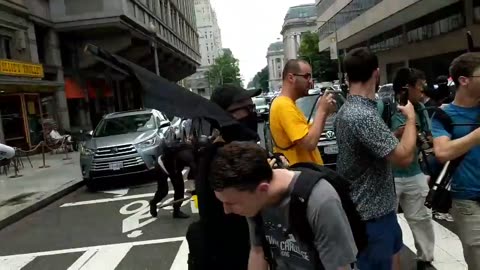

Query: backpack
left=258, top=162, right=367, bottom=270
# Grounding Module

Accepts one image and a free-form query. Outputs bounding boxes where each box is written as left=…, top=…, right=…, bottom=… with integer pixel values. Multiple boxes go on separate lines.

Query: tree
left=206, top=49, right=242, bottom=87
left=298, top=31, right=338, bottom=82
left=247, top=66, right=269, bottom=92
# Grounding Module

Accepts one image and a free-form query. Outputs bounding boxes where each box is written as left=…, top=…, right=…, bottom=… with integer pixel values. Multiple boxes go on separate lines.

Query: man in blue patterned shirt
left=335, top=47, right=417, bottom=270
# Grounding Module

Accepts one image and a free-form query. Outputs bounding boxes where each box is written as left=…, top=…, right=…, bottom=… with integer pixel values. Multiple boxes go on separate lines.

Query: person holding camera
left=431, top=53, right=480, bottom=269
left=335, top=47, right=417, bottom=270
left=269, top=59, right=336, bottom=165
left=390, top=68, right=435, bottom=270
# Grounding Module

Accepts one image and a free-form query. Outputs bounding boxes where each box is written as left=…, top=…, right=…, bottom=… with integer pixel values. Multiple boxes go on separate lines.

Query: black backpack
left=258, top=162, right=367, bottom=270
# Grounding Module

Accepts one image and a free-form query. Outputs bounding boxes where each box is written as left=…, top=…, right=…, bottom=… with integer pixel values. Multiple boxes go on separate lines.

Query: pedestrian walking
left=269, top=59, right=336, bottom=165
left=431, top=52, right=480, bottom=270
left=335, top=47, right=417, bottom=270
left=390, top=67, right=435, bottom=270
left=209, top=141, right=358, bottom=270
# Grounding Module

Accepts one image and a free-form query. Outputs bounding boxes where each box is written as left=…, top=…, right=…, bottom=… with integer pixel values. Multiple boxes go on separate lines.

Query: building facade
left=184, top=0, right=223, bottom=99
left=266, top=42, right=284, bottom=92
left=316, top=0, right=480, bottom=84
left=281, top=4, right=317, bottom=61
left=0, top=0, right=201, bottom=148
left=0, top=0, right=65, bottom=148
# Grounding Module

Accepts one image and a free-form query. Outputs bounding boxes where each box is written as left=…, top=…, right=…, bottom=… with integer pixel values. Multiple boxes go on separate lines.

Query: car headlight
left=136, top=137, right=157, bottom=149
left=80, top=145, right=95, bottom=156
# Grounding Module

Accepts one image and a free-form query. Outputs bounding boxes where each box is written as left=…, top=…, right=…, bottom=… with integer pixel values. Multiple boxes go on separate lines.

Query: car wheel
left=85, top=178, right=98, bottom=192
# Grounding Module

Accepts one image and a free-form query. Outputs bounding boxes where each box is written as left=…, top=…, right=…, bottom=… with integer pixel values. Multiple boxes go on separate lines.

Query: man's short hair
left=343, top=47, right=379, bottom=83
left=449, top=52, right=480, bottom=86
left=393, top=68, right=426, bottom=95
left=210, top=142, right=273, bottom=192
left=282, top=59, right=309, bottom=81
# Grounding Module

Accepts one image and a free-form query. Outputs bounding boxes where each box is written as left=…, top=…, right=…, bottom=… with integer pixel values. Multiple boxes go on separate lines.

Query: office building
left=316, top=0, right=480, bottom=83
left=266, top=41, right=284, bottom=92
left=281, top=4, right=317, bottom=61
left=184, top=0, right=223, bottom=99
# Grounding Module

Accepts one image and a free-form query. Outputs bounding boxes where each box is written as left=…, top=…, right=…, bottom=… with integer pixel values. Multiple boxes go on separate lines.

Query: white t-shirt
left=0, top=144, right=15, bottom=160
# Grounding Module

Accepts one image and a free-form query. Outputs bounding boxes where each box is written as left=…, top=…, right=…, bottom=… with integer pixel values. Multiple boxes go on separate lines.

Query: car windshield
left=253, top=97, right=267, bottom=107
left=94, top=113, right=156, bottom=137
left=296, top=94, right=339, bottom=129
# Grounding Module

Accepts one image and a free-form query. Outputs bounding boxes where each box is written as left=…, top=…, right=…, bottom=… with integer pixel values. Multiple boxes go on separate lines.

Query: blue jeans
left=357, top=211, right=403, bottom=270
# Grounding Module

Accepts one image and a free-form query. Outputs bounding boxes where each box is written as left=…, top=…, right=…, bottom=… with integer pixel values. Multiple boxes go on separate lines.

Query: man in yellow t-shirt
left=270, top=59, right=336, bottom=165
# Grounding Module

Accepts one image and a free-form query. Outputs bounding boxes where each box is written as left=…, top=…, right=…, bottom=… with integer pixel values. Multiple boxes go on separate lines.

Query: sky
left=209, top=0, right=315, bottom=85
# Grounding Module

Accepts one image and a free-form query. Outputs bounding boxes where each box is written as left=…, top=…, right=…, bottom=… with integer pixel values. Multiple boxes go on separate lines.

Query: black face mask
left=238, top=112, right=258, bottom=134
left=221, top=112, right=259, bottom=143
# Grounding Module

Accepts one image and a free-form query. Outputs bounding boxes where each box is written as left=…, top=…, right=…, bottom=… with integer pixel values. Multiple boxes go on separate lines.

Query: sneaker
left=444, top=213, right=454, bottom=222
left=173, top=210, right=190, bottom=219
left=417, top=261, right=435, bottom=270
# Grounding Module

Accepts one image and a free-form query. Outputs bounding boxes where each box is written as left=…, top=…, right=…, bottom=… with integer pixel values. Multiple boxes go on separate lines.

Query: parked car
left=264, top=87, right=345, bottom=170
left=253, top=96, right=269, bottom=121
left=79, top=109, right=172, bottom=190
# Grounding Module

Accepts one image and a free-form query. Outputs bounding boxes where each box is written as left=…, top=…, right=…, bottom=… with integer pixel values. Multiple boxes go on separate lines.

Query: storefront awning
left=0, top=78, right=63, bottom=93
left=65, top=78, right=113, bottom=99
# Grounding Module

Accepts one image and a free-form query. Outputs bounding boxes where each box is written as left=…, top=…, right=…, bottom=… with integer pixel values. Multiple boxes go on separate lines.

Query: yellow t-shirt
left=269, top=96, right=323, bottom=165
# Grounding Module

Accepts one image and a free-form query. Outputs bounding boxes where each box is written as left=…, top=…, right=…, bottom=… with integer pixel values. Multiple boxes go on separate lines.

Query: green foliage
left=248, top=66, right=269, bottom=92
left=298, top=31, right=338, bottom=82
left=206, top=50, right=242, bottom=87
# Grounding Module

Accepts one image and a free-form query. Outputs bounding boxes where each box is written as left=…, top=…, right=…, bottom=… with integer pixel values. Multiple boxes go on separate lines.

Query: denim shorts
left=357, top=211, right=403, bottom=270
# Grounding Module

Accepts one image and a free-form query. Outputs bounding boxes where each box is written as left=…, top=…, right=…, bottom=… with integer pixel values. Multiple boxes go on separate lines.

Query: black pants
left=151, top=144, right=196, bottom=211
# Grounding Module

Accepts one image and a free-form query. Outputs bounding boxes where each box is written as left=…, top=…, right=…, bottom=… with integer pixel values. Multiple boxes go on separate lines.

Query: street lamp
left=148, top=21, right=160, bottom=76
left=317, top=20, right=342, bottom=82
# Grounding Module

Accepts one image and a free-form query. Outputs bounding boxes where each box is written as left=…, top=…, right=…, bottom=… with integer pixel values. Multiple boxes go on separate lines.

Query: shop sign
left=0, top=59, right=44, bottom=78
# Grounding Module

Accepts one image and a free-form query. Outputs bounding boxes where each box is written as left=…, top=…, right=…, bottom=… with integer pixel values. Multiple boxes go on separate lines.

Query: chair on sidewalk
left=14, top=148, right=33, bottom=169
left=0, top=158, right=11, bottom=176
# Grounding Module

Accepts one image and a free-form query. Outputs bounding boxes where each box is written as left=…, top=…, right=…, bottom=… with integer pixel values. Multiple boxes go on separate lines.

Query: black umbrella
left=84, top=44, right=257, bottom=141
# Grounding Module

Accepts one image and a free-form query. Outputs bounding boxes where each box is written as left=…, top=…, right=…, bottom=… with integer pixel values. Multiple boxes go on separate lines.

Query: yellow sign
left=0, top=59, right=44, bottom=78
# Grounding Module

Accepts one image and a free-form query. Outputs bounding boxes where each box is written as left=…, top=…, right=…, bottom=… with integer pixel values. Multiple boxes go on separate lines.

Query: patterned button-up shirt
left=335, top=95, right=399, bottom=220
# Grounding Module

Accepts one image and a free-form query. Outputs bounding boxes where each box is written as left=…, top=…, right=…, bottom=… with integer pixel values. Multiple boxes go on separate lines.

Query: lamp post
left=148, top=22, right=160, bottom=76
left=317, top=20, right=342, bottom=82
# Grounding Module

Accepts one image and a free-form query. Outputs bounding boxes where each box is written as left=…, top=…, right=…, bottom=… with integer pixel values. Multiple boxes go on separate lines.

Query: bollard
left=39, top=142, right=50, bottom=169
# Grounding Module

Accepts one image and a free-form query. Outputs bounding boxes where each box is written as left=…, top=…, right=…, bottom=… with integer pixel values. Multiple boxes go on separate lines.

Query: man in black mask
left=186, top=84, right=261, bottom=270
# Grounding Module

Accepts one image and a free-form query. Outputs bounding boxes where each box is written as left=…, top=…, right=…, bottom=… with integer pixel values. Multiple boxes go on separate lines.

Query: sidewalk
left=0, top=152, right=83, bottom=230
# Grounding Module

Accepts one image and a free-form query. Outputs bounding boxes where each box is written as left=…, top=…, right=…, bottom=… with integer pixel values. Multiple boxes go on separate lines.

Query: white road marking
left=0, top=237, right=185, bottom=260
left=0, top=256, right=35, bottom=270
left=100, top=188, right=129, bottom=197
left=170, top=239, right=189, bottom=270
left=397, top=214, right=467, bottom=270
left=60, top=190, right=182, bottom=207
left=120, top=200, right=156, bottom=235
left=71, top=245, right=131, bottom=270
left=67, top=249, right=96, bottom=270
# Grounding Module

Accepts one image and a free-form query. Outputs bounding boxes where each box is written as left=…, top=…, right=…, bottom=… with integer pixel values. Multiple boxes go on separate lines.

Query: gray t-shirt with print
left=335, top=95, right=399, bottom=220
left=247, top=173, right=358, bottom=270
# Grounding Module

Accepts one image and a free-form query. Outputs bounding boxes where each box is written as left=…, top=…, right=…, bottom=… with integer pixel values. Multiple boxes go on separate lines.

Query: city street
left=0, top=180, right=195, bottom=270
left=0, top=123, right=468, bottom=270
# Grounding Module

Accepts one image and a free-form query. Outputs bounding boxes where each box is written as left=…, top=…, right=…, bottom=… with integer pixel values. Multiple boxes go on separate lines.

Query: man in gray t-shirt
left=209, top=142, right=357, bottom=270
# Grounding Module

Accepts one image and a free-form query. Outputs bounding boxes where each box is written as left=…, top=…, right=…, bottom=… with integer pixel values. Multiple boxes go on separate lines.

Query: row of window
left=406, top=13, right=464, bottom=44
left=132, top=0, right=198, bottom=52
left=318, top=0, right=383, bottom=41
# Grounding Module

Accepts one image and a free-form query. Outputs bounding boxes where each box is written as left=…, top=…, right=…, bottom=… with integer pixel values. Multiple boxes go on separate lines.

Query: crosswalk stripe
left=70, top=245, right=132, bottom=270
left=0, top=256, right=35, bottom=270
left=170, top=240, right=189, bottom=270
left=66, top=249, right=96, bottom=270
left=397, top=214, right=467, bottom=270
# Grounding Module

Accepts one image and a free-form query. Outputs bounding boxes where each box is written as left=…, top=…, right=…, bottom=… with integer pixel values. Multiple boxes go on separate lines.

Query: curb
left=0, top=179, right=85, bottom=230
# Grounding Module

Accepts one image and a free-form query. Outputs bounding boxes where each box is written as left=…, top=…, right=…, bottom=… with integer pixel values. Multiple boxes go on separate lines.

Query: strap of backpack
left=381, top=97, right=394, bottom=128
left=287, top=168, right=323, bottom=268
left=253, top=215, right=277, bottom=270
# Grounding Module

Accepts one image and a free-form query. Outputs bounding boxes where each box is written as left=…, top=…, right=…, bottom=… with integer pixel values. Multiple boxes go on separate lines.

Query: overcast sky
left=209, top=0, right=314, bottom=85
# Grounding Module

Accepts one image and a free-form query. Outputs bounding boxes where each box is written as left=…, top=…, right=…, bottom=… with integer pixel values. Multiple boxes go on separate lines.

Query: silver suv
left=80, top=109, right=171, bottom=190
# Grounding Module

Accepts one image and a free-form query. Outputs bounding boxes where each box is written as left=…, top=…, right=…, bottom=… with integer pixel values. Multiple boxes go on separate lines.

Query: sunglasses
left=228, top=104, right=255, bottom=114
left=292, top=73, right=312, bottom=80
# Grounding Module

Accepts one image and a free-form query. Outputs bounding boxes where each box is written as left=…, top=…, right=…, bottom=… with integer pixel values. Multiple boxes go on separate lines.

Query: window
left=0, top=36, right=11, bottom=59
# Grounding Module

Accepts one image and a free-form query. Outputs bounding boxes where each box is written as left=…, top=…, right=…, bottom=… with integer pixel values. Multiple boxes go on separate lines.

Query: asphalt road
left=0, top=121, right=468, bottom=270
left=0, top=179, right=194, bottom=270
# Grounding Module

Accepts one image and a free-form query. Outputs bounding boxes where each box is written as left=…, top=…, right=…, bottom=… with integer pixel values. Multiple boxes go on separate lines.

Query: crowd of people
left=149, top=47, right=479, bottom=270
